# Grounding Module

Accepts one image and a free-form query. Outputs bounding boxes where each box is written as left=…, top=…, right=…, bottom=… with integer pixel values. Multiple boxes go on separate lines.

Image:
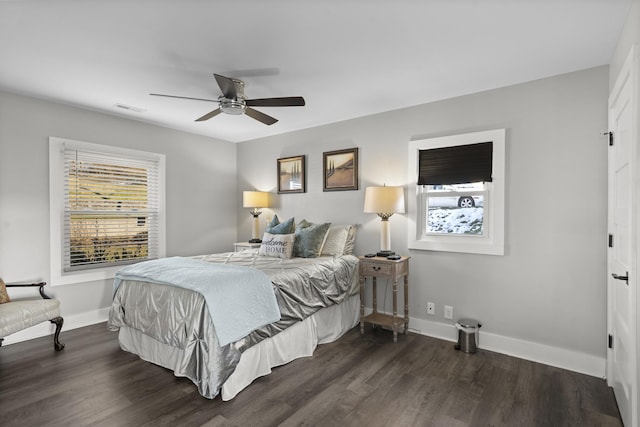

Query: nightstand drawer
left=234, top=242, right=262, bottom=252
left=360, top=262, right=393, bottom=277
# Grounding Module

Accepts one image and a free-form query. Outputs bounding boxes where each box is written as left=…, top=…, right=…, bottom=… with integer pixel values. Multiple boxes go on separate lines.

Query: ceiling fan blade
left=245, top=107, right=278, bottom=125
left=195, top=108, right=222, bottom=122
left=245, top=97, right=306, bottom=107
left=214, top=74, right=238, bottom=99
left=150, top=93, right=218, bottom=103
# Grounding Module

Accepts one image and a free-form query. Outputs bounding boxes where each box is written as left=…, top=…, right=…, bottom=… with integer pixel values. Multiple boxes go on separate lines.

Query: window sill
left=409, top=237, right=504, bottom=256
left=50, top=265, right=122, bottom=286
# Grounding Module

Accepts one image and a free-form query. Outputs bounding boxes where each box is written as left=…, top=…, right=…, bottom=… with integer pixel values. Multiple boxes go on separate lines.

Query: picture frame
left=277, top=155, right=306, bottom=194
left=323, top=148, right=359, bottom=191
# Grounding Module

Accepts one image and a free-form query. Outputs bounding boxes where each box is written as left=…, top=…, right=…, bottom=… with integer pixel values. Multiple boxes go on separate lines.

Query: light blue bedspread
left=113, top=257, right=280, bottom=346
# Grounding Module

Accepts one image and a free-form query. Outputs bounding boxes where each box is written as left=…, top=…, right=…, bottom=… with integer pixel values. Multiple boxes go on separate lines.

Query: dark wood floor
left=0, top=323, right=622, bottom=427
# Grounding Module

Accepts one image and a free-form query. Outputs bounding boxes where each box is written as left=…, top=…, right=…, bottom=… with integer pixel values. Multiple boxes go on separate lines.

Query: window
left=408, top=129, right=505, bottom=255
left=50, top=138, right=165, bottom=285
left=424, top=182, right=487, bottom=235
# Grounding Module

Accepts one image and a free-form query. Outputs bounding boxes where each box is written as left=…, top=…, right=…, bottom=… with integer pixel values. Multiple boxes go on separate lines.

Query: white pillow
left=321, top=226, right=350, bottom=256
left=321, top=224, right=358, bottom=256
left=259, top=232, right=295, bottom=259
left=343, top=224, right=358, bottom=255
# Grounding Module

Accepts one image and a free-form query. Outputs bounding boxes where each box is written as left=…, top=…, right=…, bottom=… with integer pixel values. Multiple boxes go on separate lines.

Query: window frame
left=408, top=129, right=505, bottom=255
left=49, top=137, right=166, bottom=286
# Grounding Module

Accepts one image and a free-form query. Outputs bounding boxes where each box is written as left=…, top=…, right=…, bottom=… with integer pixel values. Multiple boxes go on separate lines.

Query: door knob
left=612, top=272, right=629, bottom=285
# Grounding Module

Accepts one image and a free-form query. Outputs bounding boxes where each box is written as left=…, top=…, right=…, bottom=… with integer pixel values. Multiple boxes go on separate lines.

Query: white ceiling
left=0, top=0, right=632, bottom=143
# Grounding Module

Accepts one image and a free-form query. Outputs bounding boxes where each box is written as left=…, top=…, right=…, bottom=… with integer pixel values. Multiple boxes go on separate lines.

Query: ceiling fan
left=150, top=74, right=305, bottom=125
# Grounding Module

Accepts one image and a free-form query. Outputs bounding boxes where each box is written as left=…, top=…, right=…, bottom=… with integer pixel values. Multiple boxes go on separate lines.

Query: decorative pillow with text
left=259, top=233, right=295, bottom=259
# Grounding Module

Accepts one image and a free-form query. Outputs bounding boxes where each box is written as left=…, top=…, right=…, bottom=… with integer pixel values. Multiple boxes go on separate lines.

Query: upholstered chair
left=0, top=280, right=65, bottom=351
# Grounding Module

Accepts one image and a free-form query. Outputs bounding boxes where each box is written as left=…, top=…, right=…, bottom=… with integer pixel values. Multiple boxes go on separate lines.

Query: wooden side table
left=358, top=255, right=410, bottom=343
left=233, top=242, right=262, bottom=252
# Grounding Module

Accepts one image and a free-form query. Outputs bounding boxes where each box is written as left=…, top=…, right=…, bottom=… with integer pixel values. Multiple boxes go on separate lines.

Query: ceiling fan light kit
left=151, top=73, right=305, bottom=125
left=220, top=99, right=246, bottom=115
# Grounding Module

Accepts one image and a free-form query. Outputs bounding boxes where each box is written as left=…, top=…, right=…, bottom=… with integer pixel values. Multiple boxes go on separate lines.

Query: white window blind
left=63, top=148, right=160, bottom=271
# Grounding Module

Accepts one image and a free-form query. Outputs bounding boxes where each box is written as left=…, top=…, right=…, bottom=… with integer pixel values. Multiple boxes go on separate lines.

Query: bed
left=107, top=222, right=359, bottom=400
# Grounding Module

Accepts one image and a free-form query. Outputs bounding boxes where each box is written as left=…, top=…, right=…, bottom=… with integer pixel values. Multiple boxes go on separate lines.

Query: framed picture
left=323, top=148, right=359, bottom=191
left=277, top=155, right=306, bottom=193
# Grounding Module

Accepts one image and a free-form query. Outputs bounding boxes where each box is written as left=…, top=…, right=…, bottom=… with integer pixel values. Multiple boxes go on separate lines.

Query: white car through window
left=425, top=183, right=486, bottom=235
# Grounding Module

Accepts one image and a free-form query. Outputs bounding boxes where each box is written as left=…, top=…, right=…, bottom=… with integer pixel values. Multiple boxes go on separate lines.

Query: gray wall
left=238, top=66, right=609, bottom=361
left=0, top=65, right=611, bottom=370
left=0, top=90, right=237, bottom=319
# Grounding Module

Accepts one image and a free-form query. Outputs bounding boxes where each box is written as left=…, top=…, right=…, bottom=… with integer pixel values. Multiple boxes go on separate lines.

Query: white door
left=608, top=45, right=637, bottom=427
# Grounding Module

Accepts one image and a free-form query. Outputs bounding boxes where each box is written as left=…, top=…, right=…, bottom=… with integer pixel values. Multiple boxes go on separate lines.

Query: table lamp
left=243, top=191, right=269, bottom=243
left=364, top=186, right=405, bottom=257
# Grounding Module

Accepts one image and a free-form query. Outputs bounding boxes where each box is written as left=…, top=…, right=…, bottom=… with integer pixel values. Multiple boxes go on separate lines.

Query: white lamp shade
left=243, top=191, right=269, bottom=208
left=363, top=186, right=405, bottom=214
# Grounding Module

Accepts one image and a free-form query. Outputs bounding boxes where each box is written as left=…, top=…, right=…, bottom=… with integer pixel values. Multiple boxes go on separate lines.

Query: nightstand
left=358, top=255, right=410, bottom=343
left=233, top=242, right=262, bottom=252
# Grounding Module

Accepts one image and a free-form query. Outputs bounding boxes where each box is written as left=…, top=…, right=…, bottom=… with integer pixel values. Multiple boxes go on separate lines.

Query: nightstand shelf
left=358, top=255, right=410, bottom=343
left=361, top=312, right=402, bottom=329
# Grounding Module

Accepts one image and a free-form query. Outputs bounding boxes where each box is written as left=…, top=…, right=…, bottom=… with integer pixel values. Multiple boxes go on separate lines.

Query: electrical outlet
left=444, top=305, right=453, bottom=320
left=427, top=302, right=435, bottom=315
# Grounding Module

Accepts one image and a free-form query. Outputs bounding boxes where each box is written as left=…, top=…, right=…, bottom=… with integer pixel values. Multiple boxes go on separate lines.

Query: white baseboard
left=409, top=317, right=606, bottom=379
left=1, top=307, right=110, bottom=347
left=3, top=308, right=606, bottom=379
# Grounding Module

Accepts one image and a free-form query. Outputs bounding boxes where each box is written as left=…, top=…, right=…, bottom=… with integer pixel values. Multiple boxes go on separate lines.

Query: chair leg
left=50, top=316, right=65, bottom=351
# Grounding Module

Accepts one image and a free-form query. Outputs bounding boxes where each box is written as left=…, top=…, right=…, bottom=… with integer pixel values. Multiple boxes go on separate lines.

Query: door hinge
left=608, top=334, right=613, bottom=349
left=603, top=131, right=614, bottom=146
left=608, top=234, right=613, bottom=248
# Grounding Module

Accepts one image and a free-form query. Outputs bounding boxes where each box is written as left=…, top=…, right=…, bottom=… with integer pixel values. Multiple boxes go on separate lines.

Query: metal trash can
left=455, top=318, right=482, bottom=353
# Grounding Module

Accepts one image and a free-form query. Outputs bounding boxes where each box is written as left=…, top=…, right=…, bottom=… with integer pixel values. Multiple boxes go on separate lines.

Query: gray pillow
left=266, top=215, right=295, bottom=234
left=293, top=221, right=331, bottom=258
left=297, top=219, right=312, bottom=229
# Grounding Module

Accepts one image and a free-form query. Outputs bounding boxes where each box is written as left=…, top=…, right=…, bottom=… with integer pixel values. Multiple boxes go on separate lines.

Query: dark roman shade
left=418, top=141, right=493, bottom=185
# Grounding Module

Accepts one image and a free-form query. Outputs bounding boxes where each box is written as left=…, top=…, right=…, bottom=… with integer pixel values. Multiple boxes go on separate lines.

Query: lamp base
left=376, top=250, right=395, bottom=257
left=249, top=238, right=262, bottom=244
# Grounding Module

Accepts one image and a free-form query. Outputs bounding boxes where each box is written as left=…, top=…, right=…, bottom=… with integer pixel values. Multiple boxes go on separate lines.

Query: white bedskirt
left=117, top=293, right=360, bottom=400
